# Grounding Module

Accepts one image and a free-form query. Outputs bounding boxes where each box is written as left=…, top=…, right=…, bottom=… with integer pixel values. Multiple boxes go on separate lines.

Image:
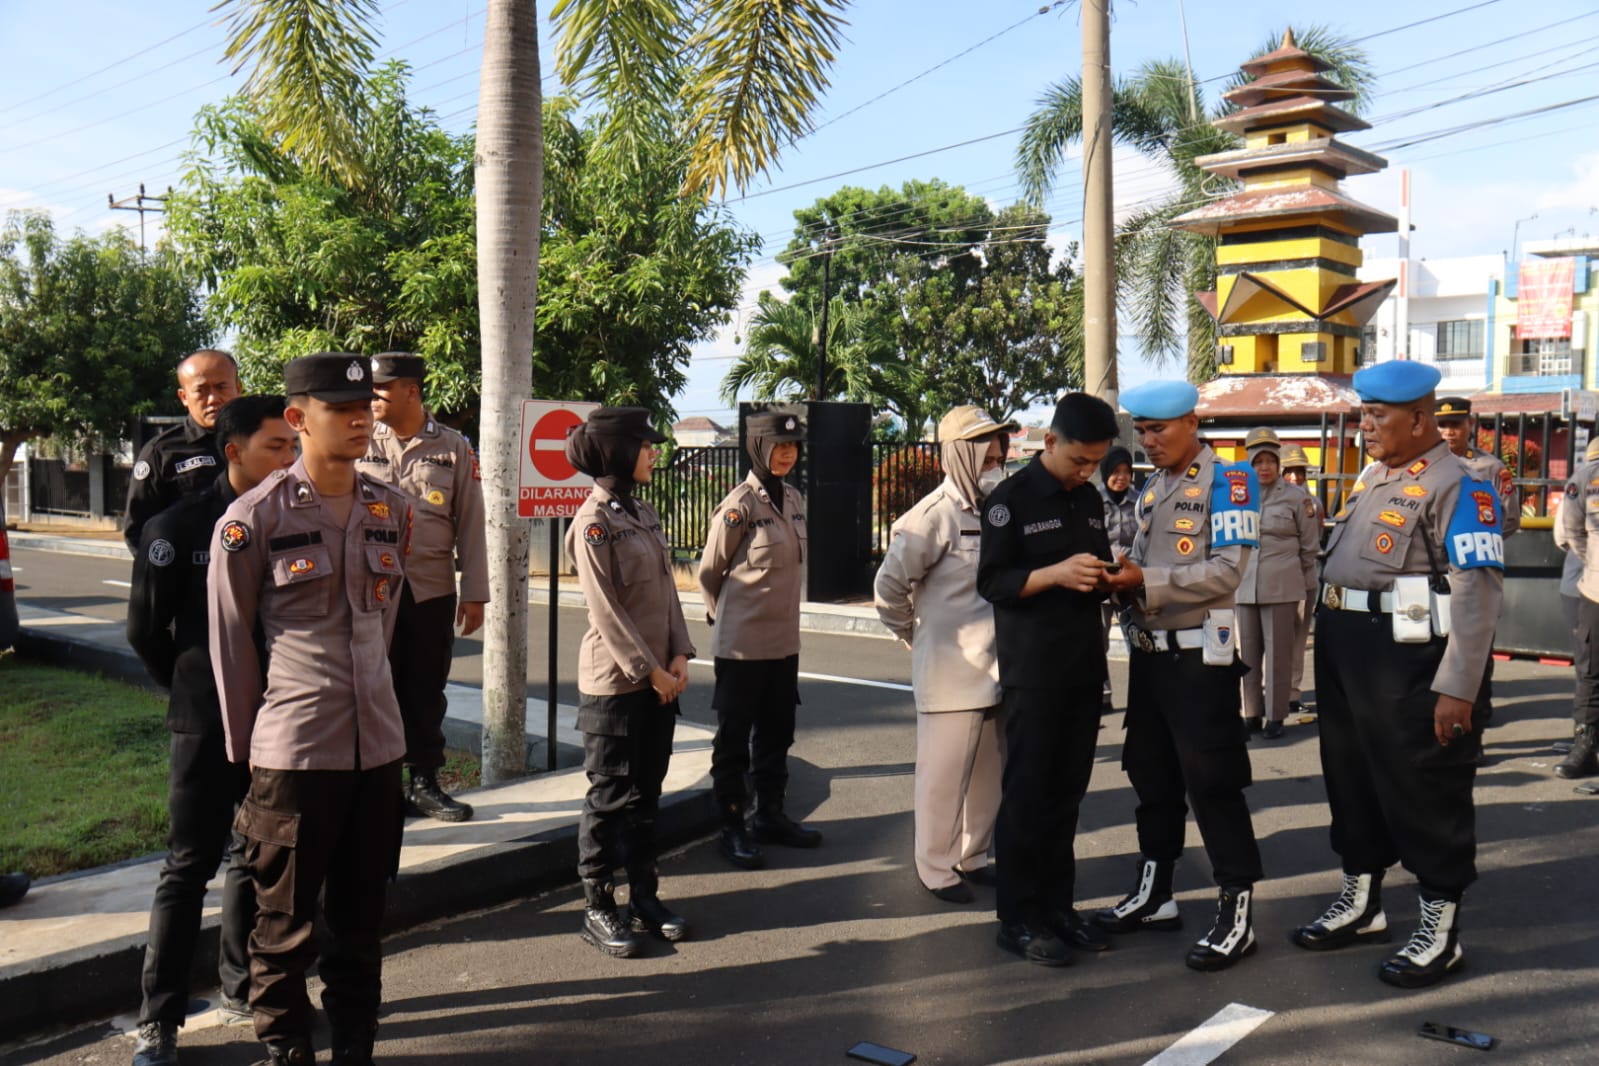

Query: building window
left=1359, top=324, right=1377, bottom=366
left=1505, top=336, right=1572, bottom=377
left=1435, top=319, right=1484, bottom=362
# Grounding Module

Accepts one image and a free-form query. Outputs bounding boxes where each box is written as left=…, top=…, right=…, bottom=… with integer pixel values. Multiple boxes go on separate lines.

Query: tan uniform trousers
left=914, top=705, right=1006, bottom=890
left=1238, top=602, right=1299, bottom=723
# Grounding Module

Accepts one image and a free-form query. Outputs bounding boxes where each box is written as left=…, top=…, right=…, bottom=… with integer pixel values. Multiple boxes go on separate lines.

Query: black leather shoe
left=752, top=809, right=822, bottom=848
left=330, top=1025, right=376, bottom=1065
left=928, top=881, right=975, bottom=904
left=719, top=826, right=766, bottom=869
left=630, top=894, right=690, bottom=941
left=1047, top=908, right=1110, bottom=952
left=218, top=993, right=253, bottom=1025
left=0, top=872, right=29, bottom=908
left=958, top=865, right=998, bottom=887
left=996, top=923, right=1070, bottom=966
left=1244, top=717, right=1264, bottom=734
left=132, top=1022, right=178, bottom=1066
left=405, top=770, right=474, bottom=822
left=1288, top=700, right=1304, bottom=718
left=1263, top=720, right=1285, bottom=740
left=264, top=1041, right=315, bottom=1066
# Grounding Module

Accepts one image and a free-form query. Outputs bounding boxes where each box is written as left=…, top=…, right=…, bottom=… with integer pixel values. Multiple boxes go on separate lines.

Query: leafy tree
left=1016, top=25, right=1375, bottom=383
left=0, top=211, right=211, bottom=483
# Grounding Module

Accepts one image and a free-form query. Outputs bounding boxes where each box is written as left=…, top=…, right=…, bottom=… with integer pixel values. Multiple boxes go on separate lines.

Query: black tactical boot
left=752, top=804, right=822, bottom=848
left=404, top=768, right=474, bottom=822
left=1093, top=858, right=1181, bottom=933
left=329, top=1024, right=377, bottom=1066
left=1186, top=886, right=1257, bottom=971
left=1292, top=872, right=1389, bottom=951
left=1379, top=894, right=1464, bottom=988
left=263, top=1040, right=314, bottom=1066
left=1555, top=724, right=1598, bottom=779
left=628, top=868, right=689, bottom=942
left=0, top=871, right=29, bottom=908
left=718, top=803, right=765, bottom=869
left=131, top=1021, right=178, bottom=1066
left=580, top=879, right=642, bottom=958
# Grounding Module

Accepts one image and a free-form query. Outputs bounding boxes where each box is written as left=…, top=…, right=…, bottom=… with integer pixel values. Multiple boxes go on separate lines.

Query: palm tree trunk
left=476, top=0, right=544, bottom=785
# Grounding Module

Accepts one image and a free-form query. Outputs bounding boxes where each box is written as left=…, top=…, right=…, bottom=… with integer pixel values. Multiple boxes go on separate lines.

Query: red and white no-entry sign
left=518, top=399, right=600, bottom=517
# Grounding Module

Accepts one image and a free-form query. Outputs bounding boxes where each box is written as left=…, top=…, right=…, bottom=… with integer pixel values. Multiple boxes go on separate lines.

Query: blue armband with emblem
left=1446, top=476, right=1505, bottom=570
left=1210, top=462, right=1260, bottom=548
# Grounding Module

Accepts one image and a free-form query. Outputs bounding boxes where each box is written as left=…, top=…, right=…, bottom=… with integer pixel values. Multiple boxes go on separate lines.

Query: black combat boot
left=1555, top=724, right=1598, bottom=779
left=329, top=1023, right=377, bottom=1065
left=131, top=1022, right=178, bottom=1066
left=404, top=768, right=474, bottom=822
left=1093, top=858, right=1182, bottom=933
left=718, top=803, right=765, bottom=869
left=1292, top=872, right=1389, bottom=951
left=580, top=878, right=642, bottom=958
left=628, top=867, right=689, bottom=942
left=1379, top=893, right=1464, bottom=988
left=263, top=1040, right=315, bottom=1066
left=1186, top=886, right=1257, bottom=971
left=751, top=801, right=822, bottom=848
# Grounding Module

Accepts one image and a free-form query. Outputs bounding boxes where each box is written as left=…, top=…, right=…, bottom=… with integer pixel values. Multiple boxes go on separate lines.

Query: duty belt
left=1125, top=623, right=1205, bottom=654
left=1321, top=582, right=1419, bottom=619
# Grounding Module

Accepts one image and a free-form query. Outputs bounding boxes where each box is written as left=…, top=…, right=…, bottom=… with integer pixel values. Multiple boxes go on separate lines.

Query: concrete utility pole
left=1081, top=0, right=1118, bottom=402
left=107, top=184, right=168, bottom=254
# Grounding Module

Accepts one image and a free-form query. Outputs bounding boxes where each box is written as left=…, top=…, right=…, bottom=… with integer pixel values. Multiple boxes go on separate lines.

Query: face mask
left=978, top=467, right=1006, bottom=496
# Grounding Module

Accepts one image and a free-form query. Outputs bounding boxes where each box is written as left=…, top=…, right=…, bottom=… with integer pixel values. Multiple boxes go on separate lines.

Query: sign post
left=519, top=400, right=600, bottom=770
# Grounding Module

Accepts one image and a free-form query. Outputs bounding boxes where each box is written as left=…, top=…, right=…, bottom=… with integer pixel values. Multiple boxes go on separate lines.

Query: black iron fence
left=637, top=445, right=743, bottom=558
left=870, top=442, right=942, bottom=559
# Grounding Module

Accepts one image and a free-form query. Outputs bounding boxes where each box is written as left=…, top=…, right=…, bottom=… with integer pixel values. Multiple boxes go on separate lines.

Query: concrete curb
left=5, top=532, right=130, bottom=560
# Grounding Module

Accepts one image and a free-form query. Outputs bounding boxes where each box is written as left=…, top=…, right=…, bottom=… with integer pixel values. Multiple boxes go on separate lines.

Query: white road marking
left=688, top=658, right=913, bottom=692
left=102, top=579, right=132, bottom=588
left=20, top=616, right=104, bottom=627
left=1142, top=1003, right=1274, bottom=1066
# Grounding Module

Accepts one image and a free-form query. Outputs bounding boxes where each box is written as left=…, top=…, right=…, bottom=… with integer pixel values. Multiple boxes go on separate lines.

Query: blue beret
left=1352, top=361, right=1441, bottom=404
left=1121, top=380, right=1199, bottom=420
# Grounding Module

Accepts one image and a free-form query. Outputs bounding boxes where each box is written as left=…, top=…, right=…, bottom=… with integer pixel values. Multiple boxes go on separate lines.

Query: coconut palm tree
left=214, top=0, right=850, bottom=782
left=1015, top=25, right=1375, bottom=383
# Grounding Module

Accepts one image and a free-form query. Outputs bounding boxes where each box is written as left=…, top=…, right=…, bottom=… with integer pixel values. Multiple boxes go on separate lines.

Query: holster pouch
left=1391, top=575, right=1433, bottom=644
left=1202, top=608, right=1236, bottom=667
left=1431, top=589, right=1453, bottom=638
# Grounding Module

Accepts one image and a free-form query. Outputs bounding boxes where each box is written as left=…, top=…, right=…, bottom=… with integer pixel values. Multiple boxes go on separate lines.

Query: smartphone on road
left=846, top=1041, right=916, bottom=1066
left=1418, top=1022, right=1495, bottom=1051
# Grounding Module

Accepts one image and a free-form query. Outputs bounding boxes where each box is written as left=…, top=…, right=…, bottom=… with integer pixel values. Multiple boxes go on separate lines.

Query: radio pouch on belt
left=1416, top=516, right=1453, bottom=638
left=1392, top=576, right=1434, bottom=643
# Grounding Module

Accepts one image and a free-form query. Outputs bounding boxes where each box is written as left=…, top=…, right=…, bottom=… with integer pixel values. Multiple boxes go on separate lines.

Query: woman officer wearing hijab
left=699, top=408, right=818, bottom=870
left=565, top=407, right=695, bottom=959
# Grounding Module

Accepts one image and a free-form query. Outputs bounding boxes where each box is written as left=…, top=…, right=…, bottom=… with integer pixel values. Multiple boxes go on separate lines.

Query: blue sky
left=2, top=0, right=1596, bottom=427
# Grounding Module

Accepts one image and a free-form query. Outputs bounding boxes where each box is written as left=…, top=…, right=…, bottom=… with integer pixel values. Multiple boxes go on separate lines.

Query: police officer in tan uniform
left=358, top=353, right=488, bottom=822
left=209, top=354, right=414, bottom=1066
left=1292, top=361, right=1503, bottom=990
left=1098, top=381, right=1264, bottom=973
left=1280, top=445, right=1323, bottom=718
left=1235, top=428, right=1320, bottom=740
left=566, top=408, right=695, bottom=958
left=699, top=410, right=819, bottom=870
left=1553, top=438, right=1599, bottom=778
left=874, top=405, right=1016, bottom=904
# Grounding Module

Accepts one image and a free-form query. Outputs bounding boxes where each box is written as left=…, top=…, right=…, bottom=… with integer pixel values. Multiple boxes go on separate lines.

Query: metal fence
left=637, top=445, right=743, bottom=557
left=870, top=442, right=942, bottom=559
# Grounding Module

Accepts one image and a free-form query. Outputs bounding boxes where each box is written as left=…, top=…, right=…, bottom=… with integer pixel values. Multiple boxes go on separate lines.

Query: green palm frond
left=1015, top=76, right=1173, bottom=205
left=679, top=0, right=849, bottom=200
left=551, top=0, right=687, bottom=170
left=213, top=0, right=380, bottom=185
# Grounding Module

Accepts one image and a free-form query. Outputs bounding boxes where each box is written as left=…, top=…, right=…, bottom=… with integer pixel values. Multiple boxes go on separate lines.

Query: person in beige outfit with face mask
left=875, top=406, right=1017, bottom=903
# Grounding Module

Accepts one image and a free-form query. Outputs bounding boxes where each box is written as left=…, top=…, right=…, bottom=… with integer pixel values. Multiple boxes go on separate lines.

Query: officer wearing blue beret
left=1290, top=360, right=1504, bottom=989
left=1097, top=380, right=1265, bottom=972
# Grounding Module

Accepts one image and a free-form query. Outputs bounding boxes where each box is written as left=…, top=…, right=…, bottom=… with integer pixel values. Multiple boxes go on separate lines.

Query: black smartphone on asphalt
left=1418, top=1022, right=1495, bottom=1051
left=846, top=1041, right=917, bottom=1066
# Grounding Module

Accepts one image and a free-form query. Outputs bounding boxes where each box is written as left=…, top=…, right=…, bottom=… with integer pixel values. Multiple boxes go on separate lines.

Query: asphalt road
left=8, top=545, right=1599, bottom=1065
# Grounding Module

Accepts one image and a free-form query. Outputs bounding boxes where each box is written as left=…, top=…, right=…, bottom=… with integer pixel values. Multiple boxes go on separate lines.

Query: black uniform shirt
left=978, top=455, right=1111, bottom=689
left=123, top=418, right=222, bottom=551
left=127, top=473, right=236, bottom=733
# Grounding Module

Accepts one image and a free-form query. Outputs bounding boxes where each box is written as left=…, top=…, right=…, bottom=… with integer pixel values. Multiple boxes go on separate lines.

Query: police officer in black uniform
left=124, top=349, right=241, bottom=552
left=977, top=392, right=1121, bottom=966
left=125, top=395, right=296, bottom=1066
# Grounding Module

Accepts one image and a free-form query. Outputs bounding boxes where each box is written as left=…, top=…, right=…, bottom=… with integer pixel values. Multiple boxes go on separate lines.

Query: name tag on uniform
left=173, top=455, right=217, bottom=474
left=1023, top=518, right=1063, bottom=536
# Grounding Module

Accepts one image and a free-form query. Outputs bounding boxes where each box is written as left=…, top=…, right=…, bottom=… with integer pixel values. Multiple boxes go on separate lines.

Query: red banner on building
left=1517, top=257, right=1575, bottom=339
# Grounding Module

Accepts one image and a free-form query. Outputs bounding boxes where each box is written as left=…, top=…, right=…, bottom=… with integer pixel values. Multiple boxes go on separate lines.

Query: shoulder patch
left=723, top=507, right=745, bottom=529
left=1209, top=462, right=1260, bottom=549
left=132, top=460, right=151, bottom=481
left=1304, top=499, right=1318, bottom=519
left=147, top=539, right=175, bottom=567
left=1446, top=476, right=1505, bottom=570
left=987, top=503, right=1012, bottom=528
left=583, top=523, right=608, bottom=546
left=220, top=521, right=250, bottom=552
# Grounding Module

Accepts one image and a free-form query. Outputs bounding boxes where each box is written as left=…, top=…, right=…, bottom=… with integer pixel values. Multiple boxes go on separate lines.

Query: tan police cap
left=1280, top=444, right=1312, bottom=469
left=1244, top=426, right=1281, bottom=453
left=1586, top=437, right=1599, bottom=462
left=939, top=405, right=1020, bottom=442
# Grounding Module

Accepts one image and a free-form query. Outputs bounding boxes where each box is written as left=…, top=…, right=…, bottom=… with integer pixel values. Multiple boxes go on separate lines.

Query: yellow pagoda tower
left=1172, top=29, right=1396, bottom=375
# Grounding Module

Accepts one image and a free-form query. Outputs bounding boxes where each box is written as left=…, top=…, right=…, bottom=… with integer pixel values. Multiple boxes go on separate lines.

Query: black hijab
left=566, top=422, right=643, bottom=517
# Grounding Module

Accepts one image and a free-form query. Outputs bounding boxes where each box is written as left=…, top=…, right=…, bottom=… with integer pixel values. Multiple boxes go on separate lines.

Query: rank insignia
left=986, top=504, right=1011, bottom=528
left=426, top=489, right=445, bottom=506
left=1176, top=536, right=1195, bottom=556
left=288, top=558, right=315, bottom=575
left=1473, top=490, right=1497, bottom=526
left=1402, top=484, right=1427, bottom=498
left=220, top=521, right=250, bottom=552
left=1143, top=490, right=1157, bottom=507
left=1183, top=487, right=1203, bottom=499
left=583, top=523, right=608, bottom=546
left=724, top=508, right=744, bottom=528
left=374, top=576, right=390, bottom=603
left=366, top=502, right=391, bottom=520
left=1184, top=463, right=1202, bottom=479
left=1174, top=518, right=1197, bottom=532
left=1378, top=510, right=1407, bottom=529
left=295, top=483, right=313, bottom=503
left=379, top=551, right=396, bottom=568
left=1407, top=459, right=1429, bottom=477
left=1374, top=531, right=1396, bottom=555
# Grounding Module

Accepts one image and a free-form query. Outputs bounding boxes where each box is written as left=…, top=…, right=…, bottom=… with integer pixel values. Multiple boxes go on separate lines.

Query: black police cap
left=371, top=352, right=426, bottom=382
left=1434, top=396, right=1473, bottom=419
left=283, top=353, right=374, bottom=403
left=585, top=406, right=667, bottom=444
left=747, top=410, right=806, bottom=442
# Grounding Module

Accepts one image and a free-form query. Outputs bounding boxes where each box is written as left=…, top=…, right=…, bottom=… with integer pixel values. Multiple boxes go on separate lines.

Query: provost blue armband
left=1446, top=476, right=1505, bottom=569
left=1210, top=462, right=1260, bottom=548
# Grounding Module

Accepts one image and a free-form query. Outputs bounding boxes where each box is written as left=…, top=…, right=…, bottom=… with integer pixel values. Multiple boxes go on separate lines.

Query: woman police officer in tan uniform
left=565, top=407, right=695, bottom=959
left=699, top=409, right=820, bottom=870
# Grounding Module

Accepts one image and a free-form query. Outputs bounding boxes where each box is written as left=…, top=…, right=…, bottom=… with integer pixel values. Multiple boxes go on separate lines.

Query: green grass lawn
left=0, top=654, right=171, bottom=878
